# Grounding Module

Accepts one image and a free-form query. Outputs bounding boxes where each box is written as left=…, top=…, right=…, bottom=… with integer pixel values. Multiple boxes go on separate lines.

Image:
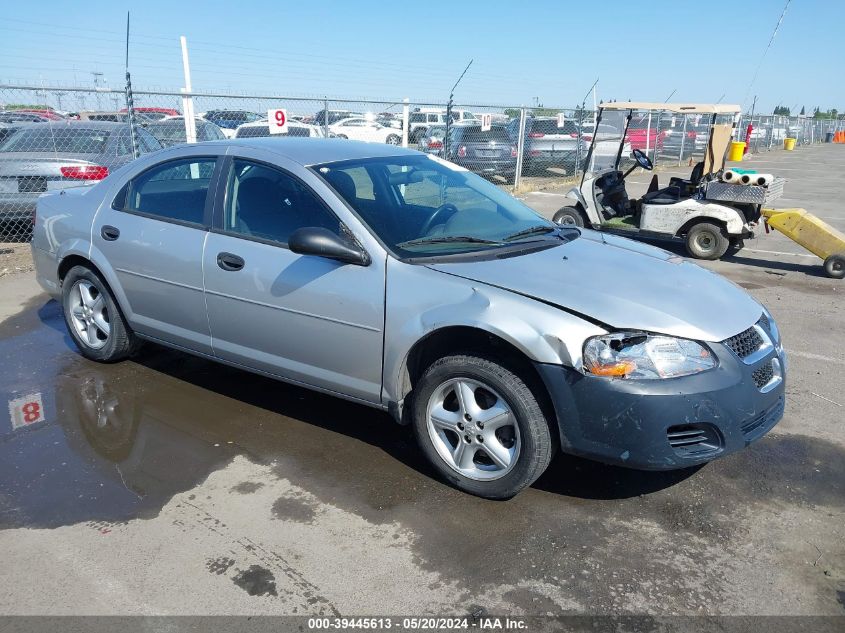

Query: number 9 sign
left=268, top=108, right=288, bottom=135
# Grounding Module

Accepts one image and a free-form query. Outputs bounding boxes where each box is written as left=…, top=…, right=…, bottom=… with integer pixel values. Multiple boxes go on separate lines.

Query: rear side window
left=122, top=158, right=216, bottom=226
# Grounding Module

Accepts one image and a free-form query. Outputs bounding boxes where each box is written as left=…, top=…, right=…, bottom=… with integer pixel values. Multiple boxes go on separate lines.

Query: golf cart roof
left=600, top=102, right=741, bottom=115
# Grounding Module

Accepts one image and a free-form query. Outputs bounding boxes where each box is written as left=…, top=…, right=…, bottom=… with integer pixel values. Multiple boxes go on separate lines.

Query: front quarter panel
left=382, top=258, right=606, bottom=404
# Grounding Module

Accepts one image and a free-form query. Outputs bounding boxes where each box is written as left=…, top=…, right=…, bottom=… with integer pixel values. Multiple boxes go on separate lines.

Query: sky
left=1, top=0, right=843, bottom=114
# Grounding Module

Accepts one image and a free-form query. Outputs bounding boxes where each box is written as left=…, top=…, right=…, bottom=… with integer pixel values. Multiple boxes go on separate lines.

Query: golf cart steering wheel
left=632, top=148, right=653, bottom=171
left=420, top=203, right=459, bottom=235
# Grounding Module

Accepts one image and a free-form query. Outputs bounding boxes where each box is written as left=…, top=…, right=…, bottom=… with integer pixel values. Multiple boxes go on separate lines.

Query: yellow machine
left=762, top=208, right=845, bottom=279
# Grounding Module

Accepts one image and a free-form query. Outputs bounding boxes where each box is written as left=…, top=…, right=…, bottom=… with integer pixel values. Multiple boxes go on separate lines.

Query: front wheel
left=685, top=222, right=730, bottom=260
left=385, top=134, right=401, bottom=145
left=62, top=265, right=141, bottom=362
left=824, top=253, right=845, bottom=279
left=553, top=205, right=586, bottom=228
left=412, top=354, right=553, bottom=499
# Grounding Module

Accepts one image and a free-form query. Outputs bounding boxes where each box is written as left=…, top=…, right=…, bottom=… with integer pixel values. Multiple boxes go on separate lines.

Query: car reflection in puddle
left=0, top=299, right=420, bottom=530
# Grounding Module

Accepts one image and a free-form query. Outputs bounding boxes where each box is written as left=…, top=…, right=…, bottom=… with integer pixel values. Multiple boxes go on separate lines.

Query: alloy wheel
left=426, top=378, right=521, bottom=481
left=68, top=280, right=110, bottom=349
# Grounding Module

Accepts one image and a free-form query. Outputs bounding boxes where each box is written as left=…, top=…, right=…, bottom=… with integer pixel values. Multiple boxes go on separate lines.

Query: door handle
left=101, top=225, right=120, bottom=241
left=216, top=252, right=245, bottom=272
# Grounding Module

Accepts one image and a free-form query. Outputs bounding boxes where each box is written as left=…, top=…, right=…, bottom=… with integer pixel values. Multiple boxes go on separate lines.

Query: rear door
left=93, top=153, right=223, bottom=355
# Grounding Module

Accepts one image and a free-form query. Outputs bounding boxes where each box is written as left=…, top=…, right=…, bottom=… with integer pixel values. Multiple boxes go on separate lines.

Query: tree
left=799, top=105, right=805, bottom=116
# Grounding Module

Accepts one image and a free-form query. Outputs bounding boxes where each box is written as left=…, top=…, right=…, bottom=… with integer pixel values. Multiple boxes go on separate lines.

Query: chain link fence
left=1, top=83, right=842, bottom=244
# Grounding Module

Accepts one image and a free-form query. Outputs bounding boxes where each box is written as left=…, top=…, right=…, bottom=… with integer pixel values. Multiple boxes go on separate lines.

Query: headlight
left=583, top=332, right=716, bottom=379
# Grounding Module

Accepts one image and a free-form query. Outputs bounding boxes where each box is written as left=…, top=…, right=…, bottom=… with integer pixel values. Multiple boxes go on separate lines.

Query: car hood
left=426, top=231, right=762, bottom=342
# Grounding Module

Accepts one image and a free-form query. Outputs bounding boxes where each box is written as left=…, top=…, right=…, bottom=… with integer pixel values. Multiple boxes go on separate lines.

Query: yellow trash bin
left=784, top=137, right=797, bottom=151
left=728, top=141, right=746, bottom=161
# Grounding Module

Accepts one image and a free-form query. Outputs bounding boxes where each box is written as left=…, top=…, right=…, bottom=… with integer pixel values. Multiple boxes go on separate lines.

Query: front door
left=93, top=156, right=219, bottom=354
left=202, top=157, right=385, bottom=403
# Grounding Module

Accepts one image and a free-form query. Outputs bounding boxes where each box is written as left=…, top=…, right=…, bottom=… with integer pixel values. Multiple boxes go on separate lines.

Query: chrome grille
left=666, top=424, right=721, bottom=457
left=724, top=326, right=764, bottom=359
left=752, top=362, right=774, bottom=389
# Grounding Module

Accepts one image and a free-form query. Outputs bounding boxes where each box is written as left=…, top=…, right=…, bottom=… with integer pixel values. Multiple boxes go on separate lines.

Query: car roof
left=212, top=137, right=416, bottom=165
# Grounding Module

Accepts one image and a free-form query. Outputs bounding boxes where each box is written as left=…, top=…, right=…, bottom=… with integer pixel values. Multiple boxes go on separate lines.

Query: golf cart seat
left=641, top=186, right=683, bottom=205
left=641, top=161, right=705, bottom=205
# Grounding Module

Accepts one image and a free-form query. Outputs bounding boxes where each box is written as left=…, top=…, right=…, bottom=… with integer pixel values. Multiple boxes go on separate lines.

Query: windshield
left=313, top=154, right=561, bottom=259
left=584, top=109, right=629, bottom=175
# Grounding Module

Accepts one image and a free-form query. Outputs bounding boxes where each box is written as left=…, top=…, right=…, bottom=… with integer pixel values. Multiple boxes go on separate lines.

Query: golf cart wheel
left=553, top=206, right=586, bottom=228
left=685, top=222, right=730, bottom=260
left=823, top=253, right=845, bottom=279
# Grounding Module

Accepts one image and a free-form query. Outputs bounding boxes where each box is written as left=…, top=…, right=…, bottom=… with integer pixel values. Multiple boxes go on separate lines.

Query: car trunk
left=0, top=154, right=106, bottom=195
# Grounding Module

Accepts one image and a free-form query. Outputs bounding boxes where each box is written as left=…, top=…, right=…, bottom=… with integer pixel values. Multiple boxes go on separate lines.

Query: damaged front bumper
left=534, top=342, right=786, bottom=470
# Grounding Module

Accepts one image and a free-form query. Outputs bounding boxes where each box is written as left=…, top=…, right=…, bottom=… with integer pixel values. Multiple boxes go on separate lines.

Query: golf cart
left=553, top=102, right=780, bottom=260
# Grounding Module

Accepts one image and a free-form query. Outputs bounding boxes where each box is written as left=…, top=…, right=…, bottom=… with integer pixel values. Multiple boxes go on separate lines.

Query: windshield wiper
left=503, top=225, right=559, bottom=242
left=397, top=235, right=503, bottom=247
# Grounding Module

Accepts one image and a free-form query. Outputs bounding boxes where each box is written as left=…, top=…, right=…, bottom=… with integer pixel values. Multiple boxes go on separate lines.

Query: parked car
left=417, top=125, right=447, bottom=154
left=121, top=107, right=179, bottom=119
left=200, top=110, right=264, bottom=138
left=507, top=116, right=587, bottom=175
left=329, top=117, right=402, bottom=144
left=0, top=123, right=23, bottom=145
left=31, top=138, right=786, bottom=499
left=449, top=109, right=480, bottom=125
left=12, top=109, right=65, bottom=121
left=77, top=111, right=127, bottom=122
left=0, top=122, right=161, bottom=227
left=443, top=125, right=517, bottom=181
left=312, top=109, right=361, bottom=127
left=0, top=111, right=52, bottom=124
left=409, top=110, right=447, bottom=142
left=145, top=119, right=227, bottom=146
left=234, top=119, right=325, bottom=138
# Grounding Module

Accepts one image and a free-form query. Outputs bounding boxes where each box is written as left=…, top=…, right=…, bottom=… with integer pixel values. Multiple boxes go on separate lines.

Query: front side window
left=123, top=158, right=216, bottom=225
left=224, top=159, right=340, bottom=245
left=315, top=155, right=562, bottom=259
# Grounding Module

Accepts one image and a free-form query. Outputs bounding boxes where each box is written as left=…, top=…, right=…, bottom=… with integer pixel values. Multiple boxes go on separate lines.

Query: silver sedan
left=31, top=138, right=786, bottom=499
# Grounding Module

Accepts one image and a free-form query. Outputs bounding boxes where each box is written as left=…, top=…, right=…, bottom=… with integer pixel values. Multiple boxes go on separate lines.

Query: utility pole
left=91, top=71, right=104, bottom=110
left=444, top=59, right=473, bottom=159
left=53, top=91, right=64, bottom=112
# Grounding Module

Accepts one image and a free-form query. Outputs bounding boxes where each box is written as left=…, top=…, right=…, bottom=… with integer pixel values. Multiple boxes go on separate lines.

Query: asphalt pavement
left=0, top=144, right=843, bottom=618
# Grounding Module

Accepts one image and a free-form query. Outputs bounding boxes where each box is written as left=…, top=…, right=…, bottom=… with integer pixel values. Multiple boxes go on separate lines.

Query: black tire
left=336, top=134, right=348, bottom=140
left=824, top=253, right=845, bottom=279
left=411, top=354, right=553, bottom=499
left=685, top=222, right=730, bottom=260
left=385, top=134, right=401, bottom=145
left=553, top=205, right=587, bottom=228
left=61, top=265, right=141, bottom=362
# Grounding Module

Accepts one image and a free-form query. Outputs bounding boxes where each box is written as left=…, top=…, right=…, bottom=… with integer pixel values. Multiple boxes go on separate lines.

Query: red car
left=119, top=107, right=181, bottom=117
left=14, top=109, right=64, bottom=121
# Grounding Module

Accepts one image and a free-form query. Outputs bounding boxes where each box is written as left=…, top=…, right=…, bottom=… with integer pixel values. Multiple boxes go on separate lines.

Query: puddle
left=2, top=298, right=843, bottom=613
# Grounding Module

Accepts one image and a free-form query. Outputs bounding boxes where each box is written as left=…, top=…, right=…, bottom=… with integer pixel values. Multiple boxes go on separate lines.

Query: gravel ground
left=0, top=243, right=34, bottom=279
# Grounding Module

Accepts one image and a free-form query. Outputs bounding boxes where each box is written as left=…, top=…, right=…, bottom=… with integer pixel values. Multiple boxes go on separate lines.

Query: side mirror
left=288, top=227, right=370, bottom=266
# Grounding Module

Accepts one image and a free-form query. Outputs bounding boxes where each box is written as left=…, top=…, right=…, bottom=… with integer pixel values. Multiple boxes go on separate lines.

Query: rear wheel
left=685, top=222, right=730, bottom=260
left=824, top=253, right=845, bottom=279
left=62, top=265, right=140, bottom=362
left=412, top=354, right=553, bottom=499
left=553, top=205, right=586, bottom=228
left=386, top=134, right=401, bottom=145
